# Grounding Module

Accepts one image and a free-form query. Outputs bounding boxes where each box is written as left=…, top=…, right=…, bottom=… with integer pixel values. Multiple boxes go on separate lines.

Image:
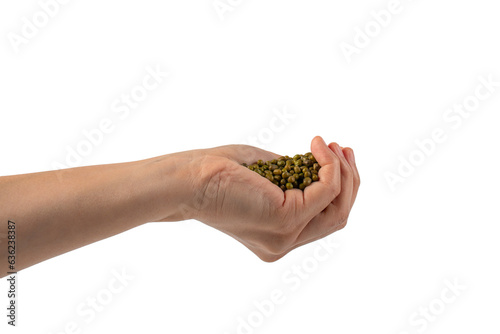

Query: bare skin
left=0, top=136, right=360, bottom=277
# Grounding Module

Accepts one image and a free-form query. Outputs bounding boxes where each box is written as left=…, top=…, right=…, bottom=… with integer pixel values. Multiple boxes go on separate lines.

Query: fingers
left=342, top=147, right=360, bottom=207
left=290, top=143, right=357, bottom=247
left=297, top=136, right=341, bottom=221
left=328, top=143, right=353, bottom=211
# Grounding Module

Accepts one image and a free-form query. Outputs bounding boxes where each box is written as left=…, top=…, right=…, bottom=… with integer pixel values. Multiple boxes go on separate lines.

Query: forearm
left=0, top=153, right=199, bottom=276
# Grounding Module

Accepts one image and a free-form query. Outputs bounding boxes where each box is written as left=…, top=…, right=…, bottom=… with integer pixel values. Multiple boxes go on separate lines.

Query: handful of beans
left=242, top=153, right=321, bottom=191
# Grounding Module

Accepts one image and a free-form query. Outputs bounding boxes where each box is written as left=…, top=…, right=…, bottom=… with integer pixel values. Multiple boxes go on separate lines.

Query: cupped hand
left=191, top=136, right=360, bottom=262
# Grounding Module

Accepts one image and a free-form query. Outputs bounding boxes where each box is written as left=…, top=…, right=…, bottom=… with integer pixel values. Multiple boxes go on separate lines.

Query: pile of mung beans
left=242, top=153, right=320, bottom=191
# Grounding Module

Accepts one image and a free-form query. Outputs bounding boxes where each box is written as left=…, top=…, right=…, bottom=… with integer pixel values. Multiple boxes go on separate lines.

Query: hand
left=187, top=136, right=360, bottom=262
left=0, top=136, right=359, bottom=274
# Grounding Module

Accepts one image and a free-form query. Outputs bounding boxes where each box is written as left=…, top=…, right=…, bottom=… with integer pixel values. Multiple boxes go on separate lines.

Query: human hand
left=0, top=136, right=358, bottom=274
left=185, top=136, right=360, bottom=262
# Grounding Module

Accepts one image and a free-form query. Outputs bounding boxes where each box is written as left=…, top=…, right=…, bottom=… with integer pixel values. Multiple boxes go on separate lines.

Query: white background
left=1, top=0, right=500, bottom=333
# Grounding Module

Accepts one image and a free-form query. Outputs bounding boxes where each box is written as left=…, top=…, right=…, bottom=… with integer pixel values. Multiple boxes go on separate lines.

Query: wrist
left=143, top=151, right=211, bottom=222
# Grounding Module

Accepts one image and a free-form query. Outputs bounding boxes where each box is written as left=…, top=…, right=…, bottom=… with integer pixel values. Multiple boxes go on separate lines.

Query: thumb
left=301, top=136, right=341, bottom=219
